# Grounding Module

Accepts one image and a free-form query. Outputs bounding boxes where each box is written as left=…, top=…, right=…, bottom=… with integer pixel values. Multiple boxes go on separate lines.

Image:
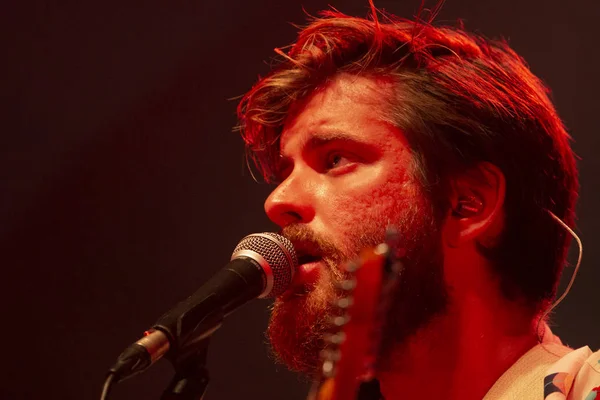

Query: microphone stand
left=161, top=337, right=211, bottom=400
left=156, top=303, right=228, bottom=399
left=159, top=309, right=226, bottom=400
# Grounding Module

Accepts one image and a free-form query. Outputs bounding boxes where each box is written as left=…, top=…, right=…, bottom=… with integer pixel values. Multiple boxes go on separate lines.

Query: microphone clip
left=160, top=337, right=211, bottom=400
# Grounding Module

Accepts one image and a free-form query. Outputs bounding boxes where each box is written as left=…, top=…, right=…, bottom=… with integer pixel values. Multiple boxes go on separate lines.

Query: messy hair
left=237, top=3, right=578, bottom=315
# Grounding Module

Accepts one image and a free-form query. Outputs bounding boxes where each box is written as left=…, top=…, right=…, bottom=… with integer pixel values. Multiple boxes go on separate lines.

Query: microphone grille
left=232, top=233, right=298, bottom=298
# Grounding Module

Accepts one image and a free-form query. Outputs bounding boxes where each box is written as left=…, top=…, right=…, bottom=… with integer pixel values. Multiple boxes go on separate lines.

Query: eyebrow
left=275, top=131, right=373, bottom=179
left=281, top=131, right=368, bottom=159
left=303, top=131, right=365, bottom=150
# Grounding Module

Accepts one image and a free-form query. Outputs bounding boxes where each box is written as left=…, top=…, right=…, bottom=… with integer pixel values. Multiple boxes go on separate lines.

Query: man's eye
left=325, top=152, right=350, bottom=170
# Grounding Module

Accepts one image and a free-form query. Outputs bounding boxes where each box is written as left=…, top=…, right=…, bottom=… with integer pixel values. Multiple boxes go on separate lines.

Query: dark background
left=2, top=0, right=598, bottom=399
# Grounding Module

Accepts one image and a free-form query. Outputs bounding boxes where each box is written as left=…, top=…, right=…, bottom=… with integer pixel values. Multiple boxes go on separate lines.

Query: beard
left=266, top=196, right=448, bottom=376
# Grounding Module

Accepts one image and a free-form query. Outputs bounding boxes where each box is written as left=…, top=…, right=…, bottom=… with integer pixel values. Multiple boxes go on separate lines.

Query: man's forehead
left=287, top=73, right=389, bottom=117
left=279, top=73, right=392, bottom=151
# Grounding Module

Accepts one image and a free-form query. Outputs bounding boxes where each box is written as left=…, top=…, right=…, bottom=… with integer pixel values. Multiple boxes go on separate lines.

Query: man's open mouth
left=297, top=254, right=322, bottom=266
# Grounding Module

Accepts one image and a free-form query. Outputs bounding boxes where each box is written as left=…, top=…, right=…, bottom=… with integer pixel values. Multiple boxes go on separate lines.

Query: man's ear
left=444, top=162, right=506, bottom=248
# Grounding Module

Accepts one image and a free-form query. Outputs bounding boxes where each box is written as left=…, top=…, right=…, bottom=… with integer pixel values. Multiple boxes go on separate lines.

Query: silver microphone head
left=231, top=232, right=298, bottom=298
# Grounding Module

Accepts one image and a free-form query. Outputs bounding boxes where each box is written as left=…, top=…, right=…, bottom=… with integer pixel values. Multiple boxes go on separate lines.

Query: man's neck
left=377, top=291, right=539, bottom=400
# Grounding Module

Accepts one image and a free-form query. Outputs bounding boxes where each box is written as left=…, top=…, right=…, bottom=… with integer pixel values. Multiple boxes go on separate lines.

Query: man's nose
left=264, top=173, right=316, bottom=228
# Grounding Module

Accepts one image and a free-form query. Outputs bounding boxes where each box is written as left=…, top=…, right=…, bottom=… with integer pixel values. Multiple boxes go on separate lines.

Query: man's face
left=264, top=74, right=447, bottom=375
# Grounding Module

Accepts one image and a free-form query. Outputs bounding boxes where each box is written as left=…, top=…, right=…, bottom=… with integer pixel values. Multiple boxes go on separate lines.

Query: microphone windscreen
left=231, top=233, right=297, bottom=297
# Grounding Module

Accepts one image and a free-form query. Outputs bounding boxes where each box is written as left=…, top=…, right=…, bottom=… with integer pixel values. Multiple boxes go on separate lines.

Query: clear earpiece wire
left=537, top=210, right=583, bottom=340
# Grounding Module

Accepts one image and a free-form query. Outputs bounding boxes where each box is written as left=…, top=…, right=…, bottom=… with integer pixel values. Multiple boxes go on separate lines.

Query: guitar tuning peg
left=335, top=279, right=356, bottom=292
left=344, top=260, right=360, bottom=273
left=319, top=348, right=341, bottom=362
left=323, top=332, right=346, bottom=345
left=330, top=314, right=350, bottom=327
left=322, top=359, right=336, bottom=378
left=374, top=242, right=390, bottom=256
left=335, top=297, right=353, bottom=309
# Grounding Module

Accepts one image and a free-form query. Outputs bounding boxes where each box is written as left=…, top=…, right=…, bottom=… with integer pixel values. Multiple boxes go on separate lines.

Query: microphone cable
left=536, top=209, right=583, bottom=341
left=100, top=373, right=115, bottom=400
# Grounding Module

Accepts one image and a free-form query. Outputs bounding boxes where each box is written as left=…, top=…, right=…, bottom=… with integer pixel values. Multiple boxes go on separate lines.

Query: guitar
left=307, top=233, right=403, bottom=400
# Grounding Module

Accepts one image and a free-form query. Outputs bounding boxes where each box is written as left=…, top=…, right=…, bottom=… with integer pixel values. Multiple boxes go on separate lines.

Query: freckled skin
left=265, top=74, right=419, bottom=257
left=264, top=73, right=445, bottom=374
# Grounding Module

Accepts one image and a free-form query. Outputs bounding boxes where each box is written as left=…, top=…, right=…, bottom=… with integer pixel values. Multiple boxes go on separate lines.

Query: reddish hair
left=237, top=5, right=578, bottom=314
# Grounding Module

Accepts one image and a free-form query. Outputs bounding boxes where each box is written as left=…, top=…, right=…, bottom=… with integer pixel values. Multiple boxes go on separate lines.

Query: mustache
left=280, top=225, right=345, bottom=267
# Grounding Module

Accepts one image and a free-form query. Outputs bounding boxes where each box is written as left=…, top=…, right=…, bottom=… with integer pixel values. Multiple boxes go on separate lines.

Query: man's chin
left=267, top=294, right=333, bottom=376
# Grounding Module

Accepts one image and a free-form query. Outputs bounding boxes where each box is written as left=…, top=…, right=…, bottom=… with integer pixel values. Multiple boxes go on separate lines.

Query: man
left=236, top=3, right=600, bottom=399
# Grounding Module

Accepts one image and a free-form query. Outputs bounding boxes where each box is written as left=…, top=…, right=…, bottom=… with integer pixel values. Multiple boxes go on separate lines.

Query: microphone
left=107, top=232, right=297, bottom=383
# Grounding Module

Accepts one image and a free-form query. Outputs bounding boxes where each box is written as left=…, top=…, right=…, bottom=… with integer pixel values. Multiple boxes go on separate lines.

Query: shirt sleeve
left=568, top=350, right=600, bottom=400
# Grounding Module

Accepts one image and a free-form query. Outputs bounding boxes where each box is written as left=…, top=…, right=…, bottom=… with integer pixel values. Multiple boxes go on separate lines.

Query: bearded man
left=236, top=4, right=600, bottom=399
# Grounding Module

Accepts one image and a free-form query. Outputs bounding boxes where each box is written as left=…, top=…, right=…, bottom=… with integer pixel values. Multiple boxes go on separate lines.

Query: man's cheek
left=325, top=199, right=370, bottom=233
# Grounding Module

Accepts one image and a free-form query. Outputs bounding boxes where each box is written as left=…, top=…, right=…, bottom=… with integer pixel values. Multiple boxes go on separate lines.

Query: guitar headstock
left=308, top=233, right=403, bottom=400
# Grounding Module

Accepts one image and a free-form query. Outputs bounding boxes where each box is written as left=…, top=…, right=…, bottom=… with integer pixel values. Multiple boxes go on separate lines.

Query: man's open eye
left=325, top=152, right=351, bottom=170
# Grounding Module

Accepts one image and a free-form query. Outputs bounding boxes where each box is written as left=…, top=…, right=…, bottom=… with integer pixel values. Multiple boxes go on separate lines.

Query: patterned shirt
left=359, top=325, right=599, bottom=399
left=484, top=325, right=600, bottom=399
